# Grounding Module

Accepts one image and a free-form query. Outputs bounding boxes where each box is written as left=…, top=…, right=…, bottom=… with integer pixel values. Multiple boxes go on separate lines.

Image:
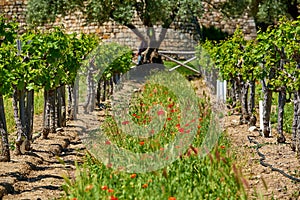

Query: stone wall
left=0, top=0, right=257, bottom=51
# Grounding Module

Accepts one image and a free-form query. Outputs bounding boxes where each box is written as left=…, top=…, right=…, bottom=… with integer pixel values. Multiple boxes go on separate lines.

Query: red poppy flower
left=101, top=185, right=108, bottom=191
left=157, top=110, right=165, bottom=116
left=169, top=197, right=176, bottom=200
left=142, top=183, right=148, bottom=188
left=108, top=188, right=114, bottom=193
left=110, top=196, right=118, bottom=200
left=107, top=163, right=112, bottom=168
left=220, top=145, right=225, bottom=149
left=167, top=117, right=172, bottom=121
left=105, top=140, right=111, bottom=145
left=139, top=141, right=145, bottom=146
left=130, top=174, right=137, bottom=178
left=168, top=103, right=174, bottom=108
left=122, top=121, right=129, bottom=125
left=179, top=128, right=184, bottom=133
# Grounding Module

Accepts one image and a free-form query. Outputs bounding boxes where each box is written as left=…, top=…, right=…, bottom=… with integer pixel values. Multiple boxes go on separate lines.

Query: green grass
left=270, top=101, right=294, bottom=134
left=255, top=81, right=294, bottom=134
left=163, top=60, right=199, bottom=77
left=61, top=75, right=247, bottom=200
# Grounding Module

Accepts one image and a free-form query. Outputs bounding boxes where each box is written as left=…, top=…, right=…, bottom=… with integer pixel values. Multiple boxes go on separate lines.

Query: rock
left=248, top=126, right=258, bottom=132
left=56, top=127, right=64, bottom=132
left=232, top=119, right=240, bottom=125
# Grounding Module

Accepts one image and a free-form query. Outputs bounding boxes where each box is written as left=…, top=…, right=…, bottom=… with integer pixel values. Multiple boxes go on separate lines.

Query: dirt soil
left=193, top=79, right=300, bottom=200
left=0, top=116, right=87, bottom=200
left=0, top=78, right=299, bottom=200
left=225, top=114, right=300, bottom=200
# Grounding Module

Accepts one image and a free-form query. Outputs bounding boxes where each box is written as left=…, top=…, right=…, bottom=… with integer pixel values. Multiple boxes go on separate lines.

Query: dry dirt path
left=225, top=114, right=300, bottom=200
left=0, top=120, right=87, bottom=200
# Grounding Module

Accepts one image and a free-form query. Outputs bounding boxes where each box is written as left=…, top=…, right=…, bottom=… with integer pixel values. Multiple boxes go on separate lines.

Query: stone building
left=0, top=0, right=257, bottom=51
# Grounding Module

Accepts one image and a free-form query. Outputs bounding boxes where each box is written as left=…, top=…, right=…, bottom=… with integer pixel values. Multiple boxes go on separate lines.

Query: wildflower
left=139, top=141, right=145, bottom=146
left=167, top=117, right=172, bottom=121
left=84, top=184, right=93, bottom=192
left=157, top=110, right=165, bottom=116
left=169, top=197, right=176, bottom=200
left=130, top=173, right=137, bottom=178
left=105, top=140, right=111, bottom=145
left=110, top=196, right=118, bottom=200
left=142, top=183, right=148, bottom=188
left=220, top=145, right=225, bottom=149
left=101, top=185, right=108, bottom=191
left=108, top=188, right=114, bottom=193
left=168, top=103, right=174, bottom=108
left=107, top=163, right=112, bottom=168
left=122, top=121, right=129, bottom=125
left=70, top=198, right=78, bottom=200
left=179, top=128, right=184, bottom=133
left=153, top=88, right=157, bottom=93
left=170, top=109, right=176, bottom=113
left=175, top=124, right=180, bottom=128
left=185, top=123, right=189, bottom=127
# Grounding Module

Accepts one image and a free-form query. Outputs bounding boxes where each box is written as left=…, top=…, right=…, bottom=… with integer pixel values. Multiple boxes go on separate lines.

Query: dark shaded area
left=199, top=26, right=230, bottom=42
left=0, top=182, right=15, bottom=195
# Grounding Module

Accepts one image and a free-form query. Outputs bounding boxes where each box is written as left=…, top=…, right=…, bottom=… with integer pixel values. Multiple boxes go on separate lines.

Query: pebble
left=248, top=126, right=258, bottom=132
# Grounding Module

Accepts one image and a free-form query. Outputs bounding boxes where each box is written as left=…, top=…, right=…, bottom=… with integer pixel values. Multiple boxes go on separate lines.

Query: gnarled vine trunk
left=13, top=87, right=34, bottom=154
left=277, top=87, right=286, bottom=143
left=83, top=62, right=96, bottom=114
left=0, top=94, right=10, bottom=162
left=43, top=89, right=56, bottom=138
left=292, top=90, right=300, bottom=154
left=56, top=85, right=66, bottom=128
left=67, top=82, right=78, bottom=120
left=261, top=65, right=275, bottom=137
left=241, top=80, right=249, bottom=124
left=262, top=82, right=273, bottom=137
left=248, top=80, right=257, bottom=126
left=13, top=87, right=25, bottom=155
